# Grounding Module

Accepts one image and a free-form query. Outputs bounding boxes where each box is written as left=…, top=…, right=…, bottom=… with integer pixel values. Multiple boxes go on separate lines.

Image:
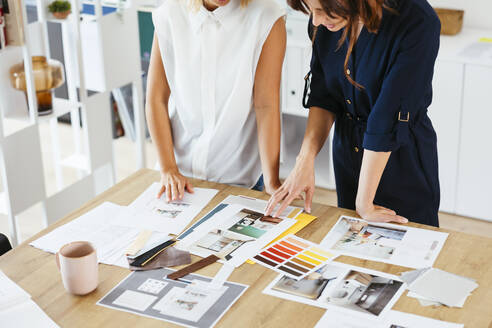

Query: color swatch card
left=252, top=235, right=336, bottom=280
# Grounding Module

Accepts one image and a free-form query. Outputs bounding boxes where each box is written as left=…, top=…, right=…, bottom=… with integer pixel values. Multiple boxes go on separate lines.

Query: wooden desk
left=1, top=169, right=491, bottom=327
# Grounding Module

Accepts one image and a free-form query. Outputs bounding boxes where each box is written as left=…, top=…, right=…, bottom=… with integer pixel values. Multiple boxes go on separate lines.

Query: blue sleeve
left=304, top=32, right=343, bottom=116
left=362, top=17, right=441, bottom=152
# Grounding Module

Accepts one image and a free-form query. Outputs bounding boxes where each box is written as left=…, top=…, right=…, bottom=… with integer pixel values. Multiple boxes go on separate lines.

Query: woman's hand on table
left=157, top=168, right=194, bottom=202
left=264, top=155, right=315, bottom=217
left=356, top=202, right=408, bottom=224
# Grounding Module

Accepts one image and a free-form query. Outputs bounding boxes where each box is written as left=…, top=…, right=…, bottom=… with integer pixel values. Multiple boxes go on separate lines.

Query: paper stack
left=30, top=184, right=219, bottom=268
left=401, top=268, right=478, bottom=307
left=0, top=270, right=59, bottom=327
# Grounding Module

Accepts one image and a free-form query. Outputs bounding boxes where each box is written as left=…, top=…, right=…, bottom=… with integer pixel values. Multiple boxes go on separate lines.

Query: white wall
left=429, top=0, right=492, bottom=30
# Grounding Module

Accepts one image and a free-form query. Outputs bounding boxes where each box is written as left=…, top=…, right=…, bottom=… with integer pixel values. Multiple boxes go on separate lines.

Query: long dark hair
left=289, top=0, right=396, bottom=88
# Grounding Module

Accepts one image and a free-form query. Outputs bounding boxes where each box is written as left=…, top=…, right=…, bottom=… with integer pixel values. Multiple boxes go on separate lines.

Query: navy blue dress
left=305, top=0, right=441, bottom=226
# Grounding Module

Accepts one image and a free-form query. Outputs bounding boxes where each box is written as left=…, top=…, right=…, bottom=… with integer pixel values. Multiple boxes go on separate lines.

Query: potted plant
left=48, top=0, right=71, bottom=20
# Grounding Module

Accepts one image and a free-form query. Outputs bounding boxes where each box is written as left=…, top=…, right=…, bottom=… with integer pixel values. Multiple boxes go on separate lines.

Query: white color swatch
left=407, top=268, right=478, bottom=307
left=113, top=290, right=158, bottom=312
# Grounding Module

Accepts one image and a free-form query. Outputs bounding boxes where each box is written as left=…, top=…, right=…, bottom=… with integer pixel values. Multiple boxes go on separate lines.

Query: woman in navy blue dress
left=266, top=0, right=441, bottom=226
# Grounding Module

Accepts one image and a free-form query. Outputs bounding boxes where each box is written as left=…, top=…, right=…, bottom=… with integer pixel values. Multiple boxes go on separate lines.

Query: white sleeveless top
left=152, top=0, right=285, bottom=188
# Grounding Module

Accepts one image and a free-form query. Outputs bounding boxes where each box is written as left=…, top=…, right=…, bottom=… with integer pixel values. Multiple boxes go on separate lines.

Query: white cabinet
left=282, top=46, right=310, bottom=117
left=455, top=64, right=492, bottom=220
left=282, top=16, right=310, bottom=118
left=428, top=61, right=464, bottom=213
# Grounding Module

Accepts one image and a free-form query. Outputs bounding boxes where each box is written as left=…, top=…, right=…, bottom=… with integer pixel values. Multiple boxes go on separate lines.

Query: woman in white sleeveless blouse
left=146, top=0, right=286, bottom=201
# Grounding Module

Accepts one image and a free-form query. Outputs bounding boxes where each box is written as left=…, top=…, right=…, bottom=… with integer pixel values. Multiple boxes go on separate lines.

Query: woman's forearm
left=298, top=106, right=335, bottom=162
left=356, top=150, right=391, bottom=208
left=253, top=17, right=286, bottom=190
left=145, top=33, right=178, bottom=173
left=255, top=105, right=281, bottom=187
left=145, top=101, right=177, bottom=172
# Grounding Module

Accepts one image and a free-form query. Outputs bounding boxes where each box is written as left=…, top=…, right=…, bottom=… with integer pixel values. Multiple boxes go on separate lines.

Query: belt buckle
left=398, top=111, right=410, bottom=122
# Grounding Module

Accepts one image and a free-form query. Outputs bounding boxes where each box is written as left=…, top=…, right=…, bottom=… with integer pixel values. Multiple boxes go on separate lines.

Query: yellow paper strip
left=125, top=230, right=152, bottom=256
left=246, top=213, right=317, bottom=264
left=479, top=37, right=492, bottom=43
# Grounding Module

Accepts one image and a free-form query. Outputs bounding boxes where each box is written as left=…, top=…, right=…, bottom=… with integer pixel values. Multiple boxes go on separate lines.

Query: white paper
left=406, top=291, right=443, bottom=307
left=400, top=268, right=431, bottom=285
left=0, top=299, right=59, bottom=328
left=113, top=290, right=158, bottom=312
left=405, top=291, right=443, bottom=306
left=30, top=202, right=170, bottom=268
left=0, top=270, right=31, bottom=311
left=210, top=264, right=235, bottom=287
left=0, top=271, right=59, bottom=327
left=314, top=309, right=464, bottom=328
left=416, top=298, right=442, bottom=307
left=222, top=195, right=302, bottom=219
left=153, top=280, right=227, bottom=322
left=407, top=268, right=478, bottom=307
left=320, top=216, right=448, bottom=269
left=115, top=183, right=218, bottom=234
left=385, top=310, right=464, bottom=327
left=137, top=279, right=169, bottom=295
left=177, top=204, right=296, bottom=267
left=263, top=262, right=405, bottom=320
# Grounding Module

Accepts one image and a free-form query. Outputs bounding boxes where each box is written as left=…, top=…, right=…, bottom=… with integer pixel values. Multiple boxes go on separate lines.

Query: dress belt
left=339, top=108, right=427, bottom=147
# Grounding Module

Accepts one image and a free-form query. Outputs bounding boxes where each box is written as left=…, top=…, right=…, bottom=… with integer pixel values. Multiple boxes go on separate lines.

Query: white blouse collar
left=189, top=0, right=241, bottom=33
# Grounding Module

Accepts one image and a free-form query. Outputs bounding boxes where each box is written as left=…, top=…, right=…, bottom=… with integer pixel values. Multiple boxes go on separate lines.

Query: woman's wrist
left=355, top=193, right=373, bottom=212
left=296, top=150, right=316, bottom=166
left=160, top=163, right=179, bottom=175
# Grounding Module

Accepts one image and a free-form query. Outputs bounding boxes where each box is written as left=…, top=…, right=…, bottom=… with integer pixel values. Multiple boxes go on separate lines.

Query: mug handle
left=55, top=252, right=60, bottom=271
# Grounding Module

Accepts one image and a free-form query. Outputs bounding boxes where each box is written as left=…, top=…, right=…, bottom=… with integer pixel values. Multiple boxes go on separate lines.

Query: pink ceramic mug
left=55, top=241, right=98, bottom=295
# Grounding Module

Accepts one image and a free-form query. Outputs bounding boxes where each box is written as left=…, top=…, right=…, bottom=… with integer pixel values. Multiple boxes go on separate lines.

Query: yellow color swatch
left=303, top=250, right=328, bottom=262
left=297, top=254, right=322, bottom=265
left=246, top=213, right=317, bottom=264
left=479, top=37, right=492, bottom=43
